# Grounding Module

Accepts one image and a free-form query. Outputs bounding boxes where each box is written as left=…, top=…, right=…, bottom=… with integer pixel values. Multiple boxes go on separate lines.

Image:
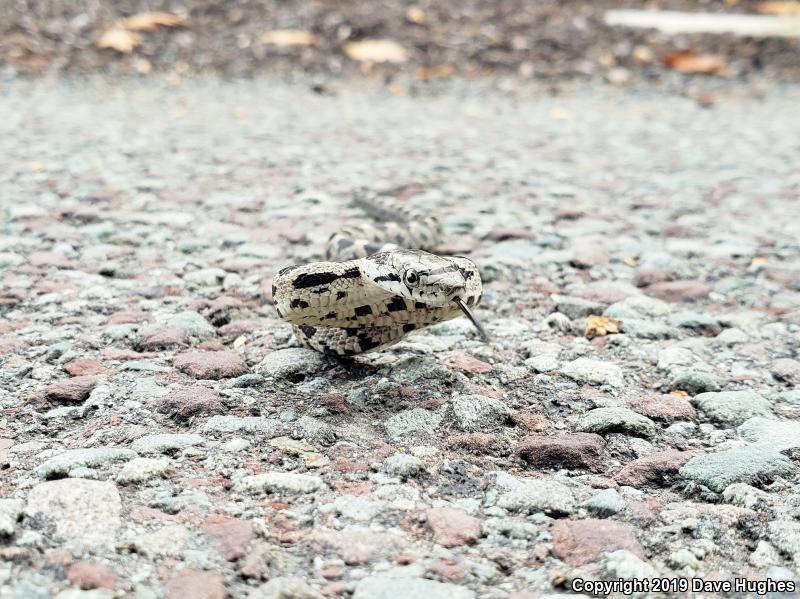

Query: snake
left=271, top=194, right=487, bottom=356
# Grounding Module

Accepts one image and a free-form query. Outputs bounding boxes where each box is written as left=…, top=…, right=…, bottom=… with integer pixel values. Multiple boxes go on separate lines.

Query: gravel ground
left=1, top=75, right=800, bottom=598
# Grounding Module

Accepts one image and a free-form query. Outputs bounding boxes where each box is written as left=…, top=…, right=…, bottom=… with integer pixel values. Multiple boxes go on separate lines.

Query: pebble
left=203, top=416, right=281, bottom=435
left=256, top=348, right=327, bottom=379
left=37, top=447, right=137, bottom=479
left=692, top=391, right=772, bottom=427
left=765, top=521, right=800, bottom=563
left=352, top=577, right=475, bottom=599
left=165, top=569, right=226, bottom=599
left=604, top=549, right=659, bottom=580
left=644, top=280, right=712, bottom=303
left=249, top=577, right=323, bottom=599
left=384, top=408, right=444, bottom=441
left=235, top=472, right=324, bottom=495
left=0, top=498, right=24, bottom=536
left=576, top=408, right=656, bottom=438
left=42, top=376, right=96, bottom=403
left=721, top=483, right=772, bottom=509
left=583, top=489, right=626, bottom=517
left=668, top=370, right=721, bottom=395
left=552, top=519, right=643, bottom=566
left=516, top=433, right=605, bottom=471
left=679, top=446, right=797, bottom=492
left=493, top=473, right=576, bottom=516
left=173, top=351, right=248, bottom=380
left=626, top=394, right=696, bottom=421
left=615, top=450, right=694, bottom=487
left=737, top=417, right=800, bottom=451
left=426, top=507, right=482, bottom=547
left=166, top=311, right=216, bottom=340
left=154, top=386, right=225, bottom=418
left=560, top=358, right=624, bottom=388
left=131, top=434, right=204, bottom=455
left=381, top=453, right=424, bottom=478
left=24, top=479, right=121, bottom=551
left=449, top=394, right=513, bottom=431
left=116, top=457, right=170, bottom=484
left=67, top=562, right=116, bottom=590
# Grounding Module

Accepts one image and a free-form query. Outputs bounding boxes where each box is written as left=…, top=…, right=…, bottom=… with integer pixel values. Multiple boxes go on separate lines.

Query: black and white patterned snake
left=272, top=194, right=486, bottom=355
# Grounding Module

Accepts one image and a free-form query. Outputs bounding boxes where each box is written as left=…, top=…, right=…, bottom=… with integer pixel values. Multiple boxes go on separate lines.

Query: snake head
left=364, top=250, right=479, bottom=308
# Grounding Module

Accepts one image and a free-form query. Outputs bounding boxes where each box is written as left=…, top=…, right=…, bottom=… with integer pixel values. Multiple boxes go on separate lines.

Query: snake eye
left=404, top=269, right=419, bottom=287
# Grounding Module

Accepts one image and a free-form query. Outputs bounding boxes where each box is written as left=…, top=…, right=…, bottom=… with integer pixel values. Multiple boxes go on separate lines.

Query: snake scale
left=272, top=194, right=486, bottom=356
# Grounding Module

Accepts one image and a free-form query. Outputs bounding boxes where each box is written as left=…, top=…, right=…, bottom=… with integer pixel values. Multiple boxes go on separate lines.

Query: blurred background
left=2, top=0, right=799, bottom=82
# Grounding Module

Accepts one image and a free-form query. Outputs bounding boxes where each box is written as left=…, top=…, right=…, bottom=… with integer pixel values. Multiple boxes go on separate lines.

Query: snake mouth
left=453, top=297, right=490, bottom=342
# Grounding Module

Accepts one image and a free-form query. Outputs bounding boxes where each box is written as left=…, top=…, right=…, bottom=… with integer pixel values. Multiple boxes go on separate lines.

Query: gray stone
left=385, top=408, right=443, bottom=441
left=714, top=328, right=750, bottom=345
left=450, top=394, right=513, bottom=432
left=227, top=373, right=265, bottom=388
left=680, top=446, right=797, bottom=492
left=656, top=346, right=698, bottom=371
left=291, top=415, right=337, bottom=445
left=605, top=295, right=671, bottom=319
left=249, top=577, right=323, bottom=599
left=24, top=479, right=121, bottom=551
left=166, top=310, right=216, bottom=339
left=382, top=453, right=424, bottom=478
left=668, top=370, right=720, bottom=395
left=667, top=311, right=720, bottom=332
left=37, top=447, right=137, bottom=479
left=576, top=407, right=657, bottom=438
left=583, top=489, right=626, bottom=517
left=560, top=358, right=624, bottom=388
left=131, top=433, right=204, bottom=455
left=738, top=417, right=800, bottom=451
left=149, top=492, right=211, bottom=514
left=54, top=591, right=114, bottom=599
left=493, top=473, right=575, bottom=516
left=766, top=520, right=800, bottom=563
left=551, top=294, right=605, bottom=320
left=126, top=524, right=189, bottom=557
left=0, top=498, right=24, bottom=536
left=721, top=483, right=772, bottom=509
left=203, top=416, right=282, bottom=435
left=353, top=576, right=475, bottom=599
left=235, top=471, right=324, bottom=495
left=116, top=457, right=170, bottom=484
left=604, top=549, right=659, bottom=579
left=332, top=496, right=386, bottom=521
left=618, top=319, right=677, bottom=340
left=773, top=390, right=800, bottom=407
left=525, top=355, right=560, bottom=372
left=256, top=348, right=327, bottom=379
left=693, top=391, right=772, bottom=427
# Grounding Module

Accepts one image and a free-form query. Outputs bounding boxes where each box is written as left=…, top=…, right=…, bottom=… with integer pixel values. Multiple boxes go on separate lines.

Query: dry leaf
left=120, top=11, right=184, bottom=31
left=414, top=65, right=455, bottom=80
left=623, top=256, right=638, bottom=267
left=664, top=51, right=730, bottom=75
left=406, top=6, right=426, bottom=24
left=751, top=256, right=769, bottom=266
left=344, top=39, right=408, bottom=63
left=756, top=1, right=800, bottom=14
left=258, top=29, right=317, bottom=46
left=96, top=28, right=141, bottom=53
left=671, top=390, right=689, bottom=397
left=585, top=315, right=621, bottom=339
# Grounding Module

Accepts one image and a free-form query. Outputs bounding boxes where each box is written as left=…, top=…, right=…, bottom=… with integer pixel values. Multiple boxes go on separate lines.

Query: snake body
left=272, top=195, right=484, bottom=356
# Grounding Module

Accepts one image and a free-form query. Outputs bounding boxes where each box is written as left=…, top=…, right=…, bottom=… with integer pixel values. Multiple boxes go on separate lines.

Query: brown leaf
left=344, top=39, right=408, bottom=63
left=120, top=11, right=184, bottom=31
left=258, top=30, right=317, bottom=46
left=414, top=65, right=455, bottom=80
left=756, top=1, right=800, bottom=14
left=406, top=6, right=426, bottom=24
left=663, top=51, right=729, bottom=76
left=584, top=315, right=621, bottom=339
left=96, top=28, right=142, bottom=54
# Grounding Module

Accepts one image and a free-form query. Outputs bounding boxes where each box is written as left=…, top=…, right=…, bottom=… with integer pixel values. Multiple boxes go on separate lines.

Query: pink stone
left=173, top=351, right=248, bottom=380
left=43, top=376, right=96, bottom=403
left=155, top=387, right=225, bottom=418
left=317, top=530, right=406, bottom=564
left=516, top=433, right=605, bottom=471
left=63, top=359, right=107, bottom=377
left=626, top=394, right=697, bottom=421
left=576, top=282, right=640, bottom=305
left=67, top=561, right=116, bottom=590
left=615, top=450, right=695, bottom=487
left=552, top=519, right=643, bottom=566
left=444, top=353, right=492, bottom=374
left=644, top=280, right=712, bottom=302
left=139, top=327, right=189, bottom=351
left=426, top=508, right=481, bottom=547
left=166, top=569, right=227, bottom=599
left=203, top=517, right=253, bottom=561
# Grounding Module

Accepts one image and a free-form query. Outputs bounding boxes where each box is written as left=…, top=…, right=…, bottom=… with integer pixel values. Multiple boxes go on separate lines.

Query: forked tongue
left=453, top=298, right=490, bottom=342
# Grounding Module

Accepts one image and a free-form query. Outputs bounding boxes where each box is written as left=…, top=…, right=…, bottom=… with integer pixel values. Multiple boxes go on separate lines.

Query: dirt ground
left=2, top=0, right=800, bottom=80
